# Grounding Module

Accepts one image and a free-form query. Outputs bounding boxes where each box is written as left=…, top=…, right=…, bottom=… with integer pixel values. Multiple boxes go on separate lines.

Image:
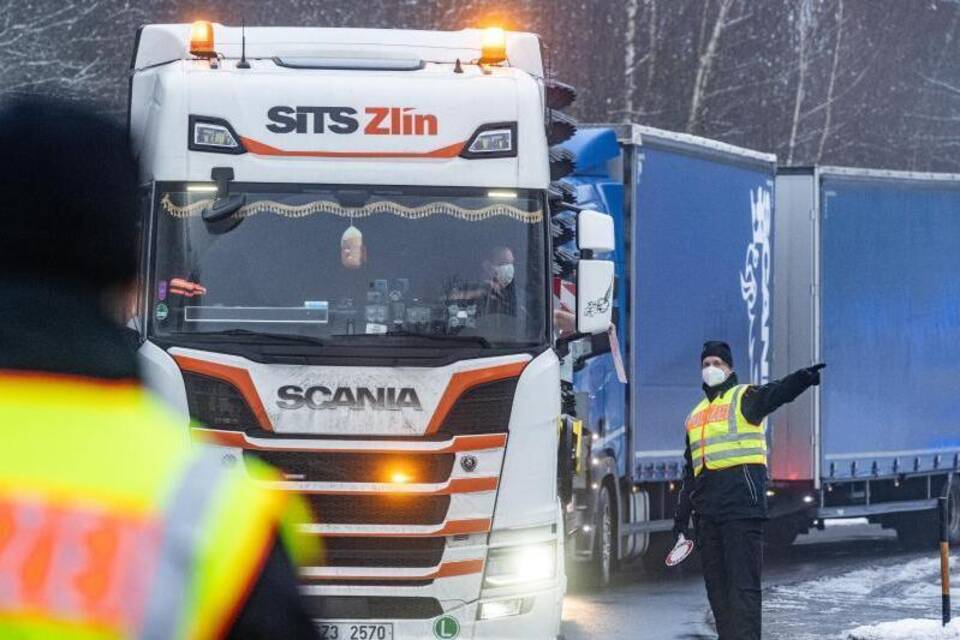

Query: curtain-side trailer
left=772, top=167, right=960, bottom=547
left=560, top=125, right=778, bottom=580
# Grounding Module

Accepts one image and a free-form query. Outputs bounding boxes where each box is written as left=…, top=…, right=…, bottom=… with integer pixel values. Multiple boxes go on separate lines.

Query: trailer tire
left=586, top=487, right=613, bottom=588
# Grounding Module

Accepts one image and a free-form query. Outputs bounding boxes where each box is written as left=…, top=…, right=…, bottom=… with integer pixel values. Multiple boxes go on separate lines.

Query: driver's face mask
left=494, top=263, right=515, bottom=287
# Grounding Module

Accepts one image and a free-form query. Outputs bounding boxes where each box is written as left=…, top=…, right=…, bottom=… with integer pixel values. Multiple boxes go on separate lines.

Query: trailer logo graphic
left=267, top=106, right=439, bottom=136
left=740, top=187, right=772, bottom=385
left=276, top=385, right=423, bottom=411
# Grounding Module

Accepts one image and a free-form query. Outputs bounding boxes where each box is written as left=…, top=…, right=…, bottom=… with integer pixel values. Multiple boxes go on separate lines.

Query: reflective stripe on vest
left=686, top=384, right=767, bottom=475
left=139, top=451, right=227, bottom=640
left=0, top=373, right=312, bottom=640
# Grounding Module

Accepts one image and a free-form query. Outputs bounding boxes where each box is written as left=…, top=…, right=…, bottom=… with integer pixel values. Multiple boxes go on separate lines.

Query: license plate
left=316, top=621, right=394, bottom=640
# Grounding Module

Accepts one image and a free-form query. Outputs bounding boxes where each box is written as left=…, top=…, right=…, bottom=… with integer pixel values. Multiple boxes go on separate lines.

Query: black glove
left=800, top=362, right=826, bottom=386
left=672, top=520, right=688, bottom=540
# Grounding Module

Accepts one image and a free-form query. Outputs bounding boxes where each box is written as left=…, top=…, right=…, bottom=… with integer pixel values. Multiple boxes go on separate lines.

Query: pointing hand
left=803, top=362, right=826, bottom=386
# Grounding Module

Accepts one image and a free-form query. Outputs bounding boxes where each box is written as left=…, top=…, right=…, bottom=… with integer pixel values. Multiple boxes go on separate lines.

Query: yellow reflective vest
left=686, top=384, right=767, bottom=476
left=0, top=372, right=315, bottom=639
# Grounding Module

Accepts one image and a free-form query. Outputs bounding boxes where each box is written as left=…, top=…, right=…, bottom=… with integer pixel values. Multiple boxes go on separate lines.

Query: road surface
left=561, top=520, right=956, bottom=639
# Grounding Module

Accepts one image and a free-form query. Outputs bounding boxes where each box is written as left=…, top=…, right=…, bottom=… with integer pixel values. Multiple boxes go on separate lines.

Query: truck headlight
left=477, top=597, right=533, bottom=620
left=460, top=122, right=517, bottom=159
left=189, top=115, right=246, bottom=154
left=483, top=542, right=555, bottom=588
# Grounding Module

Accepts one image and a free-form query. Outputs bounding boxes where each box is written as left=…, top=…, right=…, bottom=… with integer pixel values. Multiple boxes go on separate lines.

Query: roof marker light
left=488, top=190, right=518, bottom=199
left=480, top=27, right=507, bottom=65
left=190, top=20, right=216, bottom=58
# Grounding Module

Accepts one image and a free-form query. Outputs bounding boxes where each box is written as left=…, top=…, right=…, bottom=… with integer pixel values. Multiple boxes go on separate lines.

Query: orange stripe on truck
left=191, top=428, right=507, bottom=453
left=173, top=355, right=272, bottom=431
left=424, top=361, right=527, bottom=435
left=240, top=136, right=466, bottom=159
left=302, top=559, right=484, bottom=582
left=309, top=519, right=492, bottom=538
left=292, top=477, right=498, bottom=496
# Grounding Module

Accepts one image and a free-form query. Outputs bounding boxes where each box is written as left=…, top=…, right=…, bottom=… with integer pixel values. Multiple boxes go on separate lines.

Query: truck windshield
left=148, top=183, right=547, bottom=349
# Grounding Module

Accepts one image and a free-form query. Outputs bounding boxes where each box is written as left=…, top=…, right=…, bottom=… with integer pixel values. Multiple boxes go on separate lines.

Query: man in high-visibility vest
left=0, top=96, right=319, bottom=639
left=673, top=341, right=824, bottom=640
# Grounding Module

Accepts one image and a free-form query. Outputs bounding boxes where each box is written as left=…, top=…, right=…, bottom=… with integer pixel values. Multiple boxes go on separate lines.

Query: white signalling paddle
left=665, top=533, right=695, bottom=567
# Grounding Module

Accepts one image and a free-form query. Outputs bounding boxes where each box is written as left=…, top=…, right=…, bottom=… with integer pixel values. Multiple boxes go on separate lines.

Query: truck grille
left=183, top=372, right=260, bottom=431
left=437, top=378, right=518, bottom=435
left=306, top=494, right=451, bottom=525
left=246, top=450, right=455, bottom=483
left=306, top=596, right=443, bottom=620
left=183, top=370, right=519, bottom=437
left=320, top=537, right=445, bottom=568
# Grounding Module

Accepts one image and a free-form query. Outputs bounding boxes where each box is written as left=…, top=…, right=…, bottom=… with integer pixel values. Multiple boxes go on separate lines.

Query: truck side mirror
left=577, top=259, right=614, bottom=334
left=577, top=209, right=615, bottom=252
left=203, top=166, right=245, bottom=234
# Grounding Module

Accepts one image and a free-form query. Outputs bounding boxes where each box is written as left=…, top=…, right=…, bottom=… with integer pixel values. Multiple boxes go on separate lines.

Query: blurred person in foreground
left=0, top=96, right=319, bottom=639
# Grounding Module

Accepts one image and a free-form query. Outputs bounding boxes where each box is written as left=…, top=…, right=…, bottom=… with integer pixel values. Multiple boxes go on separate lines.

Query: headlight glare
left=483, top=542, right=555, bottom=588
left=477, top=597, right=532, bottom=620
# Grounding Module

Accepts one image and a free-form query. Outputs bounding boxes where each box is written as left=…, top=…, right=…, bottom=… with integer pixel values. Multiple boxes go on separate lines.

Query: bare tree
left=0, top=2, right=117, bottom=98
left=623, top=0, right=640, bottom=120
left=644, top=0, right=659, bottom=98
left=686, top=0, right=736, bottom=133
left=6, top=0, right=960, bottom=172
left=816, top=0, right=845, bottom=162
left=786, top=0, right=814, bottom=164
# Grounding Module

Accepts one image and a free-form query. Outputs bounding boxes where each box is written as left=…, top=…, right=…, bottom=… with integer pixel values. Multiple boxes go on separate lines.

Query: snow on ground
left=765, top=551, right=959, bottom=638
left=769, top=553, right=958, bottom=606
left=846, top=618, right=960, bottom=640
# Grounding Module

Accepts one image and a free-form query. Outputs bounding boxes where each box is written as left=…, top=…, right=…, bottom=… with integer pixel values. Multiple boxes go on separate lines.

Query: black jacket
left=0, top=280, right=317, bottom=639
left=673, top=369, right=817, bottom=527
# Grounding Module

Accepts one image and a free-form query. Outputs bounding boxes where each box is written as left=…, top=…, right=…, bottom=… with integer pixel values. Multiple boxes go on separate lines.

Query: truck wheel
left=586, top=487, right=613, bottom=588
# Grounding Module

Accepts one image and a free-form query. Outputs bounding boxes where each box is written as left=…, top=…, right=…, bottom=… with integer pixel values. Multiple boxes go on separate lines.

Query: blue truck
left=557, top=134, right=960, bottom=584
left=557, top=125, right=779, bottom=581
left=772, top=167, right=960, bottom=548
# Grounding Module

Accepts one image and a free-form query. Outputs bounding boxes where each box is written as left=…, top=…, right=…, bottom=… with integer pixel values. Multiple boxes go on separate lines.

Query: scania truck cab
left=129, top=23, right=613, bottom=639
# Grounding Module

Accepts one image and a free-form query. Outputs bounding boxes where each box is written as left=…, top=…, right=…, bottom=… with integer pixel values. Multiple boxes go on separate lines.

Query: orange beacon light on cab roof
left=190, top=20, right=216, bottom=58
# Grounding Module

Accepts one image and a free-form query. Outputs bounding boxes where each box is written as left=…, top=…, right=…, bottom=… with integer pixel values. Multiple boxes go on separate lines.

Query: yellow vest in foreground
left=686, top=384, right=767, bottom=476
left=0, top=373, right=314, bottom=640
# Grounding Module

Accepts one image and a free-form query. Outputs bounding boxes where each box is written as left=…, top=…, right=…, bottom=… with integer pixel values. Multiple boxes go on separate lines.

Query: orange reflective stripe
left=0, top=494, right=160, bottom=634
left=686, top=403, right=731, bottom=431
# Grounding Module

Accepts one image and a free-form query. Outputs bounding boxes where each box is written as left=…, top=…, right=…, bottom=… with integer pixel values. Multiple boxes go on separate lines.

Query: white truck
left=129, top=22, right=614, bottom=639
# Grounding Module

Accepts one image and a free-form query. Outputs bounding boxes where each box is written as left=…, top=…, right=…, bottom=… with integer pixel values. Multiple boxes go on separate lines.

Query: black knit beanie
left=0, top=96, right=140, bottom=289
left=701, top=341, right=734, bottom=368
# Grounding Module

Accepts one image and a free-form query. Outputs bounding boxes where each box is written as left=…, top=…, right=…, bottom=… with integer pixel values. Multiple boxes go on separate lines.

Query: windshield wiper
left=188, top=329, right=326, bottom=346
left=332, top=331, right=492, bottom=348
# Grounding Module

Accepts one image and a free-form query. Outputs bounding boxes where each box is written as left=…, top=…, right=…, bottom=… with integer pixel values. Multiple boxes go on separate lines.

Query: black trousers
left=699, top=516, right=764, bottom=640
